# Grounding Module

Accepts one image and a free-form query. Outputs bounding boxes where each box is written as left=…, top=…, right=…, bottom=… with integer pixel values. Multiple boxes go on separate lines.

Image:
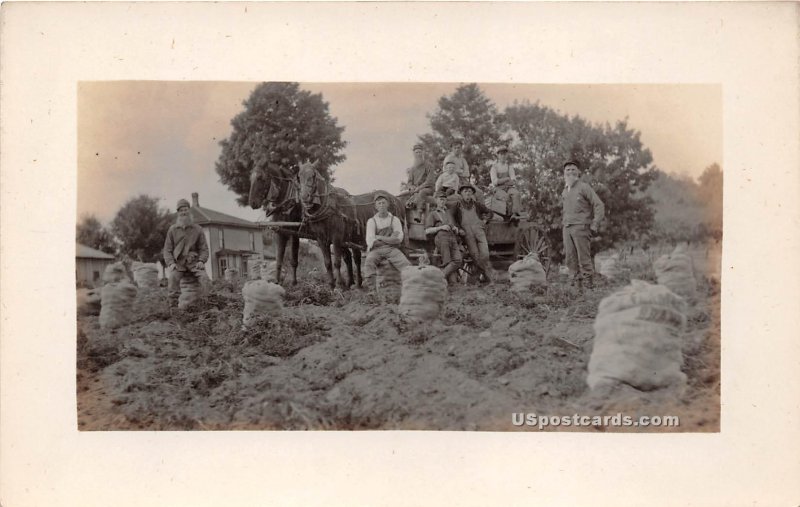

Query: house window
left=219, top=257, right=227, bottom=274
left=249, top=232, right=255, bottom=251
left=219, top=228, right=225, bottom=249
left=93, top=271, right=100, bottom=282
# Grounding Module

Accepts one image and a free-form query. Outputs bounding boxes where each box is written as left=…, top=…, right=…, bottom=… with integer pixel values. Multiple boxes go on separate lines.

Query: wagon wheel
left=458, top=257, right=482, bottom=285
left=515, top=226, right=552, bottom=275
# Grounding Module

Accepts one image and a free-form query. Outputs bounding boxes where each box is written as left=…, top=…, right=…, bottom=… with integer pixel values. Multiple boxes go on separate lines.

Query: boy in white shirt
left=363, top=193, right=411, bottom=289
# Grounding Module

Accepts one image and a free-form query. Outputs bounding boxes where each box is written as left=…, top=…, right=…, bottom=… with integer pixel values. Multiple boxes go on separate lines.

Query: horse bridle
left=256, top=166, right=301, bottom=219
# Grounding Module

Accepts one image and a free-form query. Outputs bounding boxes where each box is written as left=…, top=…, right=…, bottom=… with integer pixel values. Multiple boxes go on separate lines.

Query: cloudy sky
left=77, top=82, right=721, bottom=224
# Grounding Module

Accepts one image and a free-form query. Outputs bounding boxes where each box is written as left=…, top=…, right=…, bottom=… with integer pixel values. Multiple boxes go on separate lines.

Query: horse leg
left=275, top=232, right=287, bottom=284
left=352, top=247, right=363, bottom=288
left=342, top=246, right=354, bottom=288
left=289, top=234, right=299, bottom=285
left=331, top=242, right=346, bottom=289
left=319, top=240, right=335, bottom=288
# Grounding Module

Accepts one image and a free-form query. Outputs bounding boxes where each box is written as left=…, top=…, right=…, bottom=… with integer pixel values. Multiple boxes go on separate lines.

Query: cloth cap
left=496, top=146, right=509, bottom=154
left=176, top=198, right=190, bottom=210
left=458, top=184, right=477, bottom=194
left=373, top=193, right=390, bottom=203
left=563, top=160, right=581, bottom=171
left=412, top=143, right=423, bottom=151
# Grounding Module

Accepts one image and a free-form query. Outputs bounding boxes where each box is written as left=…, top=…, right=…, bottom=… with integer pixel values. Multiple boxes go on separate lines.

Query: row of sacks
left=594, top=245, right=698, bottom=300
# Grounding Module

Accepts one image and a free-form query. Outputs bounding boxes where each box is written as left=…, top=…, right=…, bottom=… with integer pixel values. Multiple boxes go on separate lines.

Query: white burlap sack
left=77, top=288, right=102, bottom=316
left=132, top=262, right=159, bottom=289
left=99, top=282, right=138, bottom=329
left=242, top=280, right=285, bottom=327
left=178, top=276, right=203, bottom=309
left=399, top=266, right=447, bottom=320
left=376, top=262, right=402, bottom=303
left=654, top=245, right=696, bottom=299
left=260, top=261, right=277, bottom=282
left=224, top=268, right=238, bottom=281
left=587, top=280, right=687, bottom=391
left=102, top=262, right=130, bottom=284
left=598, top=254, right=622, bottom=280
left=508, top=254, right=547, bottom=293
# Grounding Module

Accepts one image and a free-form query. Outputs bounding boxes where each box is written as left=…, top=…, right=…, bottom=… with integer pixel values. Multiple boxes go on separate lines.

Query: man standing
left=425, top=190, right=463, bottom=284
left=561, top=160, right=605, bottom=290
left=163, top=198, right=209, bottom=308
left=405, top=143, right=436, bottom=213
left=442, top=138, right=470, bottom=185
left=363, top=194, right=411, bottom=289
left=453, top=183, right=494, bottom=284
left=489, top=146, right=522, bottom=219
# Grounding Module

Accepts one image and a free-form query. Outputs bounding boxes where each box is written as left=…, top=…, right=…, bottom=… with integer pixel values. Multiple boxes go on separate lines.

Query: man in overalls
left=163, top=198, right=209, bottom=308
left=362, top=193, right=411, bottom=290
left=453, top=184, right=495, bottom=284
left=424, top=190, right=463, bottom=284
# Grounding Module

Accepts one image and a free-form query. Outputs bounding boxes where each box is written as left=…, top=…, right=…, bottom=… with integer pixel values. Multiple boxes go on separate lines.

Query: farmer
left=362, top=193, right=411, bottom=290
left=489, top=146, right=523, bottom=219
left=442, top=138, right=470, bottom=185
left=163, top=198, right=209, bottom=308
left=561, top=160, right=605, bottom=289
left=425, top=190, right=463, bottom=284
left=453, top=183, right=495, bottom=284
left=435, top=160, right=462, bottom=206
left=405, top=143, right=436, bottom=213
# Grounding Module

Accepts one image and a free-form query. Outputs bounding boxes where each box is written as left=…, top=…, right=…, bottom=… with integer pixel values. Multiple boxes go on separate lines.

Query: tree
left=503, top=101, right=658, bottom=256
left=76, top=214, right=116, bottom=254
left=110, top=195, right=172, bottom=264
left=417, top=84, right=506, bottom=186
left=216, top=82, right=347, bottom=206
left=696, top=163, right=723, bottom=238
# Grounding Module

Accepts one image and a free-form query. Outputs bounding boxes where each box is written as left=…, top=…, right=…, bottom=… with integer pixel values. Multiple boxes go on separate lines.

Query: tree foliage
left=110, top=195, right=172, bottom=264
left=76, top=214, right=116, bottom=254
left=216, top=82, right=347, bottom=206
left=417, top=84, right=506, bottom=186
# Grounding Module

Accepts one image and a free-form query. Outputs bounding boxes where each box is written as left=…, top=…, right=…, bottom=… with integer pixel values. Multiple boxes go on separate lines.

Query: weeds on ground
left=238, top=314, right=330, bottom=357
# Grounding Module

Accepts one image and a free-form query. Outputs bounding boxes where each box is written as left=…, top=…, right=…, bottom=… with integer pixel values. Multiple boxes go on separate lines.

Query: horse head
left=248, top=164, right=271, bottom=209
left=297, top=159, right=321, bottom=209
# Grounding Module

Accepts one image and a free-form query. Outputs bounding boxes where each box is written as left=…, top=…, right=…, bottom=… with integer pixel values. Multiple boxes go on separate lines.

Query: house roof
left=188, top=206, right=262, bottom=229
left=76, top=243, right=115, bottom=259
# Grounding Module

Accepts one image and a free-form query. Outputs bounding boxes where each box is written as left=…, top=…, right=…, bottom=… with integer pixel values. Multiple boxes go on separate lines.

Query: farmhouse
left=186, top=192, right=267, bottom=280
left=76, top=243, right=115, bottom=287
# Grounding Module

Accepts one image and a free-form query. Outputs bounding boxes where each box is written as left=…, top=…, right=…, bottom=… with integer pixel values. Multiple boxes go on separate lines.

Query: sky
left=77, top=82, right=721, bottom=224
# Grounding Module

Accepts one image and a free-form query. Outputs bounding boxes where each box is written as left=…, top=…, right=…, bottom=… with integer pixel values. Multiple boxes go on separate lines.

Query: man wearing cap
left=442, top=138, right=470, bottom=185
left=435, top=160, right=461, bottom=198
left=163, top=198, right=209, bottom=308
left=489, top=146, right=522, bottom=218
left=362, top=193, right=411, bottom=290
left=425, top=190, right=463, bottom=284
left=453, top=183, right=495, bottom=284
left=405, top=143, right=436, bottom=213
left=561, top=160, right=605, bottom=290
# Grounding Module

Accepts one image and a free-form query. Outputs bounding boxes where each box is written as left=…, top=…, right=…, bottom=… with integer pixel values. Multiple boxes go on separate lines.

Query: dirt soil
left=77, top=246, right=720, bottom=432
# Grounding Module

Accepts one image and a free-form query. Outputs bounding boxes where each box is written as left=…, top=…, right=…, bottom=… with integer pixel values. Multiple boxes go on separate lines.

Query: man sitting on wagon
left=435, top=160, right=462, bottom=208
left=405, top=143, right=436, bottom=213
left=442, top=138, right=470, bottom=185
left=362, top=193, right=411, bottom=290
left=425, top=190, right=463, bottom=285
left=453, top=183, right=495, bottom=284
left=489, top=146, right=523, bottom=220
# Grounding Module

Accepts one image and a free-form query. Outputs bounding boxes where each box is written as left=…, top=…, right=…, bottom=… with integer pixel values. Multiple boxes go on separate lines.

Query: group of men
left=163, top=141, right=604, bottom=307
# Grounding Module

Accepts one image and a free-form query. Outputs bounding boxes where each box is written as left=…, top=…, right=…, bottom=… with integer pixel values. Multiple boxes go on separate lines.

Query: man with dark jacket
left=453, top=184, right=495, bottom=284
left=405, top=143, right=436, bottom=213
left=561, top=160, right=605, bottom=289
left=425, top=190, right=463, bottom=284
left=163, top=198, right=209, bottom=307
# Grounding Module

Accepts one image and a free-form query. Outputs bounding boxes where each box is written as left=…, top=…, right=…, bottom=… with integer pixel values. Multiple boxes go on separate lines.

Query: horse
left=248, top=161, right=305, bottom=285
left=296, top=160, right=407, bottom=289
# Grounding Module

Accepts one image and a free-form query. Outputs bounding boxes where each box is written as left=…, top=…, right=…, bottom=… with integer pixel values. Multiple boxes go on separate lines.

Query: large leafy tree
left=696, top=163, right=723, bottom=238
left=76, top=214, right=116, bottom=254
left=110, top=195, right=172, bottom=264
left=417, top=83, right=506, bottom=186
left=504, top=101, right=658, bottom=256
left=216, top=82, right=347, bottom=206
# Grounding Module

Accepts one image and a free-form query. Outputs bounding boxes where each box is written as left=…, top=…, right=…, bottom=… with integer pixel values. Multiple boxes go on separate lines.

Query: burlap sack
left=224, top=268, right=238, bottom=281
left=242, top=280, right=285, bottom=327
left=99, top=282, right=138, bottom=329
left=260, top=261, right=277, bottom=282
left=508, top=254, right=547, bottom=293
left=376, top=262, right=402, bottom=303
left=131, top=262, right=159, bottom=289
left=77, top=288, right=102, bottom=316
left=587, top=280, right=687, bottom=391
left=178, top=276, right=203, bottom=309
left=102, top=262, right=130, bottom=284
left=598, top=254, right=622, bottom=280
left=399, top=266, right=448, bottom=321
left=654, top=245, right=696, bottom=299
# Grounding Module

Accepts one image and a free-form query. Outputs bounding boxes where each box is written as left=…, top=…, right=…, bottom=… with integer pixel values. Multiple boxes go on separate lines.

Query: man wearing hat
left=489, top=146, right=522, bottom=218
left=163, top=198, right=209, bottom=308
left=453, top=183, right=495, bottom=284
left=442, top=138, right=470, bottom=185
left=561, top=160, right=605, bottom=290
left=362, top=193, right=411, bottom=290
left=425, top=190, right=463, bottom=284
left=405, top=143, right=436, bottom=213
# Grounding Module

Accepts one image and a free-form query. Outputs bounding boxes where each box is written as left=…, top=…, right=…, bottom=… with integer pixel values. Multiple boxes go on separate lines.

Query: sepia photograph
left=76, top=81, right=722, bottom=431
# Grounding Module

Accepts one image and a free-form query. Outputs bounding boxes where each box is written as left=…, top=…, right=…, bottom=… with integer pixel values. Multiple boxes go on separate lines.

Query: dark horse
left=248, top=161, right=307, bottom=285
left=297, top=160, right=406, bottom=289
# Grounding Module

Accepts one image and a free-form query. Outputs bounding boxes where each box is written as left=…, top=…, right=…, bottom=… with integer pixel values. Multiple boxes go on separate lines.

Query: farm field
left=77, top=243, right=721, bottom=432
